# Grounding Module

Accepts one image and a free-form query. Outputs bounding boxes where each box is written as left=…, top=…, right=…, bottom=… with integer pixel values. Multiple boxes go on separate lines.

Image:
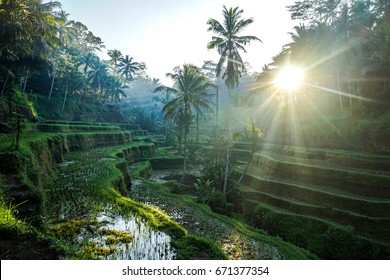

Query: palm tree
left=154, top=64, right=215, bottom=175
left=87, top=58, right=109, bottom=104
left=207, top=5, right=261, bottom=195
left=48, top=10, right=76, bottom=100
left=76, top=52, right=98, bottom=100
left=207, top=6, right=261, bottom=90
left=118, top=55, right=145, bottom=82
left=78, top=52, right=98, bottom=76
left=29, top=0, right=62, bottom=58
left=193, top=89, right=215, bottom=146
left=107, top=49, right=123, bottom=68
left=0, top=0, right=61, bottom=95
left=106, top=77, right=128, bottom=103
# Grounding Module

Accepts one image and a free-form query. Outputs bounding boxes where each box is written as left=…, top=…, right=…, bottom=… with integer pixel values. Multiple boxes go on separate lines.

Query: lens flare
left=274, top=66, right=304, bottom=91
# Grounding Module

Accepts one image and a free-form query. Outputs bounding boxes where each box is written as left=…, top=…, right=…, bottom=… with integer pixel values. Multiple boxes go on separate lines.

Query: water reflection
left=93, top=212, right=175, bottom=260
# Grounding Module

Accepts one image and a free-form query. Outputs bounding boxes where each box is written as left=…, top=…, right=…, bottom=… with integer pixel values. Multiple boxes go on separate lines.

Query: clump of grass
left=0, top=200, right=27, bottom=228
left=81, top=241, right=117, bottom=259
left=98, top=228, right=133, bottom=244
left=48, top=218, right=97, bottom=240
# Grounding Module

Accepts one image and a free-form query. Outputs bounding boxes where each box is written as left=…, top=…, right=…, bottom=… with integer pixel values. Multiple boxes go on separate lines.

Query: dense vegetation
left=0, top=0, right=389, bottom=260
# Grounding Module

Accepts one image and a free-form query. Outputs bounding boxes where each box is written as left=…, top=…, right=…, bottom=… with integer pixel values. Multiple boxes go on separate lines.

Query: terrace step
left=241, top=174, right=390, bottom=217
left=241, top=153, right=390, bottom=200
left=233, top=142, right=390, bottom=174
left=238, top=185, right=390, bottom=242
left=32, top=123, right=121, bottom=133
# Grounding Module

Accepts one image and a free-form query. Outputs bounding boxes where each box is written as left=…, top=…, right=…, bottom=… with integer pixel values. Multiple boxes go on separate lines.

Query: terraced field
left=2, top=119, right=388, bottom=259
left=232, top=142, right=390, bottom=258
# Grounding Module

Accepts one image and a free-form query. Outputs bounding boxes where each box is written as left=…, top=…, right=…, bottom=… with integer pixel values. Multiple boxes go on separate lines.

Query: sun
left=274, top=66, right=304, bottom=91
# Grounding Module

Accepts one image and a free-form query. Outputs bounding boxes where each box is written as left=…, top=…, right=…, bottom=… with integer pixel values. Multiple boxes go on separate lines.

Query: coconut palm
left=107, top=49, right=123, bottom=69
left=154, top=64, right=215, bottom=174
left=76, top=52, right=98, bottom=99
left=48, top=10, right=76, bottom=100
left=207, top=6, right=261, bottom=90
left=87, top=58, right=109, bottom=104
left=207, top=6, right=261, bottom=195
left=106, top=77, right=128, bottom=103
left=118, top=55, right=145, bottom=82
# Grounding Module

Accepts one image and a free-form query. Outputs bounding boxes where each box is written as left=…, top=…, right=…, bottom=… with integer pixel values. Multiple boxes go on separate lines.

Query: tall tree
left=0, top=0, right=61, bottom=94
left=118, top=55, right=145, bottom=82
left=154, top=64, right=214, bottom=176
left=107, top=49, right=123, bottom=68
left=207, top=6, right=261, bottom=90
left=207, top=5, right=261, bottom=195
left=48, top=9, right=76, bottom=100
left=87, top=58, right=109, bottom=104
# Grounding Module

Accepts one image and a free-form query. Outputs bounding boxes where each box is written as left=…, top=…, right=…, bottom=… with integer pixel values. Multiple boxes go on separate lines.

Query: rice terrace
left=0, top=0, right=389, bottom=260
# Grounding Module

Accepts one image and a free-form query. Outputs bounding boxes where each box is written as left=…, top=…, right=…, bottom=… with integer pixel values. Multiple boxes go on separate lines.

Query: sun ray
left=304, top=97, right=344, bottom=139
left=304, top=37, right=364, bottom=72
left=305, top=83, right=377, bottom=103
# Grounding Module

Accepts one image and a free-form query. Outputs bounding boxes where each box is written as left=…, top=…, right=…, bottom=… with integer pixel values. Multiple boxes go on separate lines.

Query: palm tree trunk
left=22, top=69, right=29, bottom=94
left=1, top=73, right=10, bottom=95
left=215, top=84, right=219, bottom=134
left=178, top=126, right=182, bottom=155
left=345, top=58, right=352, bottom=106
left=48, top=57, right=58, bottom=100
left=80, top=73, right=88, bottom=104
left=62, top=85, right=68, bottom=112
left=196, top=110, right=199, bottom=147
left=214, top=84, right=219, bottom=164
left=48, top=75, right=56, bottom=100
left=216, top=85, right=219, bottom=122
left=182, top=102, right=188, bottom=183
left=222, top=88, right=232, bottom=196
left=336, top=62, right=343, bottom=109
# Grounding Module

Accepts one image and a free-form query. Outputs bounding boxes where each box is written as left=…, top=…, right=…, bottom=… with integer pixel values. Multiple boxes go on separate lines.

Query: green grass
left=0, top=200, right=27, bottom=229
left=239, top=199, right=390, bottom=259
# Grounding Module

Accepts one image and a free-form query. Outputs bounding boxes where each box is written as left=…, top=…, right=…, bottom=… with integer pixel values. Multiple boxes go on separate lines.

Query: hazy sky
left=59, top=0, right=297, bottom=85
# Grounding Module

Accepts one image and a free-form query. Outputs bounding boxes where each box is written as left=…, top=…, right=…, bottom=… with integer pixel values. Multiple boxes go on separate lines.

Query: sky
left=59, top=0, right=298, bottom=85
